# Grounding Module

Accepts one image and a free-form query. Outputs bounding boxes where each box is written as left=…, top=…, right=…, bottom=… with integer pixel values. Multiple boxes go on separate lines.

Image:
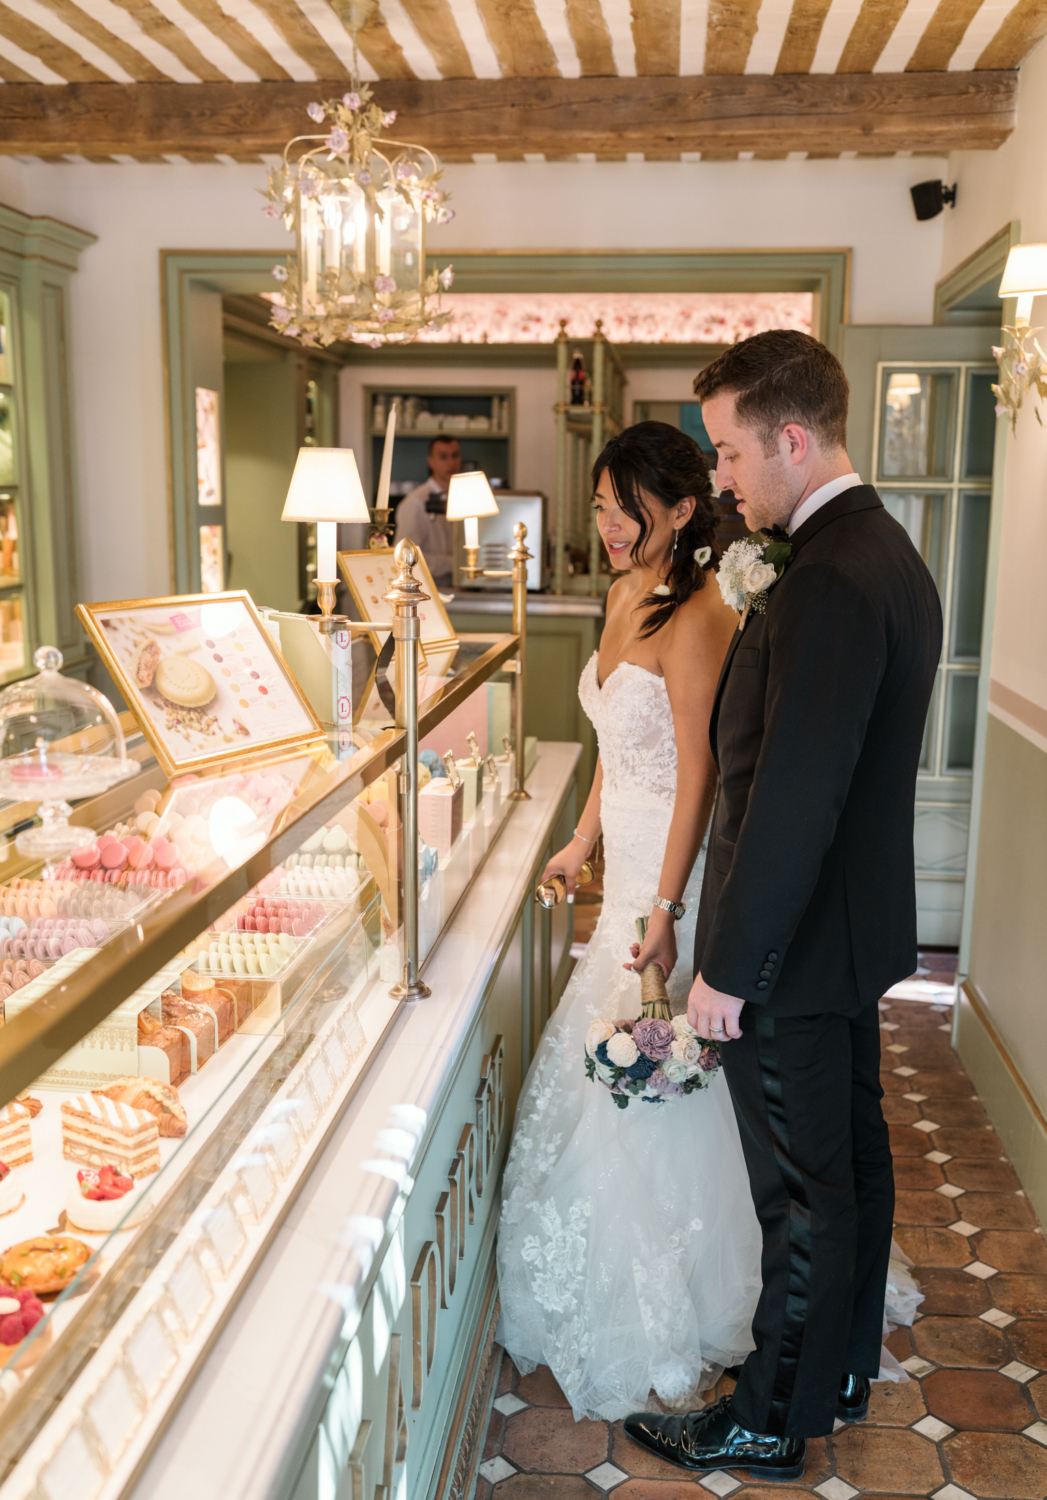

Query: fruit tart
left=65, top=1165, right=152, bottom=1234
left=0, top=1235, right=91, bottom=1295
left=0, top=1284, right=50, bottom=1369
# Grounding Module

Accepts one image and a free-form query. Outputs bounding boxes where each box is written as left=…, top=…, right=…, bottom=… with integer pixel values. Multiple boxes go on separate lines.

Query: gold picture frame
left=337, top=545, right=458, bottom=653
left=77, top=591, right=325, bottom=776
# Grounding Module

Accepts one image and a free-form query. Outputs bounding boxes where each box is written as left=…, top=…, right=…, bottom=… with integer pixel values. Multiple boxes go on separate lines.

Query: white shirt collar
left=787, top=473, right=863, bottom=537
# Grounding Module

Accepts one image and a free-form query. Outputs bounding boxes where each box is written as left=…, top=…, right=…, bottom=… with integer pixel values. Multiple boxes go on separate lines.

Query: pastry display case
left=0, top=543, right=531, bottom=1500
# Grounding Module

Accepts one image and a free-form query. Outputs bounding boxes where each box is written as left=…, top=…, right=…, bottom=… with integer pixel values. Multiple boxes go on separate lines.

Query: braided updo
left=592, top=420, right=719, bottom=638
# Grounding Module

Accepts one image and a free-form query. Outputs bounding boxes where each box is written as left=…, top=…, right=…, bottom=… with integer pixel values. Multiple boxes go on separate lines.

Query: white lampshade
left=446, top=471, right=500, bottom=521
left=281, top=447, right=369, bottom=523
left=999, top=244, right=1047, bottom=298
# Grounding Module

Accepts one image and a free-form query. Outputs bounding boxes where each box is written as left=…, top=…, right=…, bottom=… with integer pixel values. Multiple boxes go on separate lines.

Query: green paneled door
left=843, top=328, right=999, bottom=947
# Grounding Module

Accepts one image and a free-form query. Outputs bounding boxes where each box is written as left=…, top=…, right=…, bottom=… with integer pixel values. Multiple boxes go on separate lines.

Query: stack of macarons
left=49, top=832, right=192, bottom=890
left=277, top=866, right=361, bottom=901
left=235, top=897, right=329, bottom=937
left=2, top=915, right=112, bottom=961
left=196, top=929, right=298, bottom=977
left=0, top=879, right=150, bottom=922
left=0, top=955, right=49, bottom=1002
left=283, top=823, right=362, bottom=871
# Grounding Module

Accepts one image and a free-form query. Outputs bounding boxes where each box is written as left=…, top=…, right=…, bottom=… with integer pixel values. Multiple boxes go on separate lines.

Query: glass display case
left=0, top=290, right=26, bottom=683
left=0, top=546, right=528, bottom=1497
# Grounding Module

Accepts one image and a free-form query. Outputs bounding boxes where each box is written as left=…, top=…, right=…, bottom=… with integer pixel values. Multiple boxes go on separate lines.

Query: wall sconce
left=993, top=244, right=1047, bottom=434
left=910, top=180, right=956, bottom=221
left=447, top=471, right=500, bottom=581
left=282, top=447, right=370, bottom=629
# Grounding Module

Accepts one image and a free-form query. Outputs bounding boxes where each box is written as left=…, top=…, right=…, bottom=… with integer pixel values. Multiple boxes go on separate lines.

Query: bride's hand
left=624, top=909, right=677, bottom=980
left=541, top=841, right=592, bottom=900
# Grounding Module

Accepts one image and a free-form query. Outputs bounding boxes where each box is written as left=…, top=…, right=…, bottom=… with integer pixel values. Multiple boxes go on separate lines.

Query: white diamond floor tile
left=887, top=1044, right=910, bottom=1054
left=878, top=999, right=890, bottom=1011
left=880, top=1021, right=900, bottom=1031
left=964, top=1261, right=998, bottom=1279
left=479, top=1456, right=517, bottom=1484
left=938, top=1023, right=951, bottom=1031
left=901, top=1355, right=937, bottom=1377
left=933, top=1487, right=978, bottom=1500
left=913, top=1415, right=954, bottom=1440
left=904, top=1091, right=928, bottom=1102
left=699, top=1473, right=742, bottom=1496
left=815, top=1480, right=859, bottom=1500
left=949, top=1220, right=980, bottom=1237
left=925, top=1150, right=952, bottom=1164
left=1001, top=1360, right=1038, bottom=1383
left=937, top=1184, right=965, bottom=1198
left=585, top=1462, right=628, bottom=1490
left=493, top=1393, right=529, bottom=1417
left=913, top=1119, right=941, bottom=1133
left=894, top=1065, right=917, bottom=1077
left=980, top=1307, right=1016, bottom=1327
left=1024, top=1421, right=1047, bottom=1447
left=833, top=1417, right=845, bottom=1432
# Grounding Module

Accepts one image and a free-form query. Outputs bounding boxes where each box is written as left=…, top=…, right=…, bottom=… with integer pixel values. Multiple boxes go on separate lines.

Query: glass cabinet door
left=0, top=288, right=27, bottom=681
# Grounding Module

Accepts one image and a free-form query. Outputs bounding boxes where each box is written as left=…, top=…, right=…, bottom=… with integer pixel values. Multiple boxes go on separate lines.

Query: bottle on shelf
left=569, top=353, right=587, bottom=407
left=373, top=394, right=387, bottom=433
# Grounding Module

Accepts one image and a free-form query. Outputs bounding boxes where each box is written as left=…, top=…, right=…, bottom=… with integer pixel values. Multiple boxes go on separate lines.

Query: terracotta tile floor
left=478, top=992, right=1047, bottom=1500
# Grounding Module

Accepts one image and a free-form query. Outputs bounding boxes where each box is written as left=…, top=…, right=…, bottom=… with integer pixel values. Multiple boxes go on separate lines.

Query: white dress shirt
left=395, top=478, right=453, bottom=582
left=787, top=473, right=863, bottom=536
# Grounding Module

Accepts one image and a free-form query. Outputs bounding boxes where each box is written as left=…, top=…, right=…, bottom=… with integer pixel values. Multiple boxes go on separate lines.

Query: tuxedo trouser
left=720, top=1002, right=894, bottom=1439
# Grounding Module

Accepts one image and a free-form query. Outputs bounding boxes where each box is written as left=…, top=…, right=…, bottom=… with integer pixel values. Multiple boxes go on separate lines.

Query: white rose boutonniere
left=716, top=535, right=792, bottom=628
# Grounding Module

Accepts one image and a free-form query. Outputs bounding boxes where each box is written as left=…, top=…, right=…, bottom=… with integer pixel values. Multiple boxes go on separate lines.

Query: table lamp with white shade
left=447, top=470, right=500, bottom=581
left=281, top=447, right=370, bottom=630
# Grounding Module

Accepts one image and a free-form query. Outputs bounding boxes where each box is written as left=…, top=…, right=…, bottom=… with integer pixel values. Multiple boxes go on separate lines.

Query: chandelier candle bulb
left=316, top=522, right=337, bottom=585
left=463, top=516, right=479, bottom=551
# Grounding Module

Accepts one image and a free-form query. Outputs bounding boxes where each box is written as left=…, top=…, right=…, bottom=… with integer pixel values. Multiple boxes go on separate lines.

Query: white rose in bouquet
left=606, top=1031, right=640, bottom=1068
left=662, top=1056, right=690, bottom=1084
left=741, top=559, right=777, bottom=595
left=585, top=1018, right=617, bottom=1058
left=671, top=1036, right=702, bottom=1067
left=671, top=1013, right=699, bottom=1040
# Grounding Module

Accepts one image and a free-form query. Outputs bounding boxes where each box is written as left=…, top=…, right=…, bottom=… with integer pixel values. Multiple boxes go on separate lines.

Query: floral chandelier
left=264, top=66, right=454, bottom=348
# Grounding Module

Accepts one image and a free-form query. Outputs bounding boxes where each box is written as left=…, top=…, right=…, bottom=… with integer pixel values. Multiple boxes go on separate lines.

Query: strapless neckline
left=592, top=654, right=667, bottom=693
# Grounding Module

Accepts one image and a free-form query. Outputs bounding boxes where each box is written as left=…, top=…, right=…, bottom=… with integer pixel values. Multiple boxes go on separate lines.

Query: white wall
left=0, top=151, right=947, bottom=603
left=941, top=38, right=1047, bottom=725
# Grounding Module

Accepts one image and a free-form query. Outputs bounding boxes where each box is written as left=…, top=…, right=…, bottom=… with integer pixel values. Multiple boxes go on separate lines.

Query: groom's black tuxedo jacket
left=694, top=485, right=942, bottom=1016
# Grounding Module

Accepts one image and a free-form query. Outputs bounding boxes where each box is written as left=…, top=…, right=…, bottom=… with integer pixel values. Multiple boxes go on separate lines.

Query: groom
left=625, top=330, right=942, bottom=1482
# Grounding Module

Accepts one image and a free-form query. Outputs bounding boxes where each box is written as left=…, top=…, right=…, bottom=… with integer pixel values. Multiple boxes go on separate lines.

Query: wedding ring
left=710, top=1025, right=724, bottom=1033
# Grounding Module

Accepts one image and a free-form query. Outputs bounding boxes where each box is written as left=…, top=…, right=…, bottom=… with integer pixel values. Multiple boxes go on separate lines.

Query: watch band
left=653, top=896, right=686, bottom=921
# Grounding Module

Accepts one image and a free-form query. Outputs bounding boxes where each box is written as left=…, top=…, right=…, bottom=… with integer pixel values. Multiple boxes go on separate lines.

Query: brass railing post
left=385, top=539, right=431, bottom=999
left=508, top=521, right=532, bottom=803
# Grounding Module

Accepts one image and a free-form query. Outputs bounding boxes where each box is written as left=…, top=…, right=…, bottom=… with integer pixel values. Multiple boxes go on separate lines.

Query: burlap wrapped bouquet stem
left=639, top=961, right=672, bottom=1022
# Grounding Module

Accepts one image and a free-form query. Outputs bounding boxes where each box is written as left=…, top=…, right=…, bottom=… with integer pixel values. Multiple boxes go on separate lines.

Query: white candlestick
left=376, top=399, right=397, bottom=510
left=316, top=519, right=337, bottom=582
left=464, top=515, right=479, bottom=550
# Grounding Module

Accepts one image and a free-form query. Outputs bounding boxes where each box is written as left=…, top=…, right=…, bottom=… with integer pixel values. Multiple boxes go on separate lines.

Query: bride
left=496, top=421, right=762, bottom=1421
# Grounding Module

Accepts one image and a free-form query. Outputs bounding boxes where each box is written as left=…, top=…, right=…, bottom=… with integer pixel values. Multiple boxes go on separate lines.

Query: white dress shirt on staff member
left=394, top=436, right=463, bottom=585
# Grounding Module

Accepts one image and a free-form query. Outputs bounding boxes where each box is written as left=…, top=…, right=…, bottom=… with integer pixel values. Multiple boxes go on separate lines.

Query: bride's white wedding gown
left=497, top=652, right=762, bottom=1421
left=497, top=652, right=919, bottom=1424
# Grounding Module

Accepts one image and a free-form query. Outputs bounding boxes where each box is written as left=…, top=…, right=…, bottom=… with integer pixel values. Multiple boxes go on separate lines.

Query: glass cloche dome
left=0, top=647, right=135, bottom=856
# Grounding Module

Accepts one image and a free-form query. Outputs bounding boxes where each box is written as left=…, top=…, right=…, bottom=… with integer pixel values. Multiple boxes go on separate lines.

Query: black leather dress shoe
left=623, top=1396, right=806, bottom=1482
left=837, top=1373, right=870, bottom=1423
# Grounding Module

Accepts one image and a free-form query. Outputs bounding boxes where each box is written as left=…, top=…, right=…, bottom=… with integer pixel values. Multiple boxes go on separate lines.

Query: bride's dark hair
left=592, top=420, right=719, bottom=637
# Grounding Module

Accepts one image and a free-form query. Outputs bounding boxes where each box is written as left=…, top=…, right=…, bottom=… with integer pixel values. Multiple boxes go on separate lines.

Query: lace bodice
left=578, top=652, right=677, bottom=812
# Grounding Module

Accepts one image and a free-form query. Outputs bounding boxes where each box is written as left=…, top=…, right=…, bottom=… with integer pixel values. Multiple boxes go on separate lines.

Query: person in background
left=394, top=436, right=463, bottom=585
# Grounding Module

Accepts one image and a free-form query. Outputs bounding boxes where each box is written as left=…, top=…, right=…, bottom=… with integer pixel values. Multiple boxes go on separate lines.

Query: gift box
left=418, top=777, right=463, bottom=859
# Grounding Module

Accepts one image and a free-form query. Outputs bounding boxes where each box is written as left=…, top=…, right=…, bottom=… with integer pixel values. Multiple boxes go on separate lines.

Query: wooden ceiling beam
left=0, top=71, right=1017, bottom=158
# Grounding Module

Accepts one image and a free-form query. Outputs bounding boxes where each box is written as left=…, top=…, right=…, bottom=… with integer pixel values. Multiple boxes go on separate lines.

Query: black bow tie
left=425, top=492, right=448, bottom=516
left=762, top=525, right=790, bottom=543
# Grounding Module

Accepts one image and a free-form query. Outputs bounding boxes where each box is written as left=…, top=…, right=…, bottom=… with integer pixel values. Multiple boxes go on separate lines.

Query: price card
left=125, top=1310, right=177, bottom=1400
left=87, top=1363, right=142, bottom=1467
left=39, top=1423, right=105, bottom=1500
left=338, top=1008, right=366, bottom=1061
left=203, top=1198, right=247, bottom=1276
left=307, top=1053, right=335, bottom=1110
left=167, top=1249, right=214, bottom=1334
left=323, top=1028, right=349, bottom=1080
left=236, top=1154, right=276, bottom=1220
left=258, top=1120, right=299, bottom=1176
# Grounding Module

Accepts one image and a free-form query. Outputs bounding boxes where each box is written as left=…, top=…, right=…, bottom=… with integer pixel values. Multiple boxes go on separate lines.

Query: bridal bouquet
left=584, top=944, right=721, bottom=1108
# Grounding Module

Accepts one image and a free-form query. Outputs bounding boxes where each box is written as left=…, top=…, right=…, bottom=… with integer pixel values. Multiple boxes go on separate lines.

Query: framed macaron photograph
left=337, top=546, right=458, bottom=653
left=76, top=593, right=325, bottom=775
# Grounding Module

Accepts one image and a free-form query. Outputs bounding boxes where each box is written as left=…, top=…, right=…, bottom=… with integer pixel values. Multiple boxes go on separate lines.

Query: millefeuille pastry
left=65, top=1165, right=152, bottom=1234
left=61, top=1094, right=161, bottom=1177
left=0, top=1235, right=91, bottom=1294
left=0, top=1101, right=32, bottom=1168
left=0, top=1162, right=24, bottom=1217
left=0, top=1284, right=49, bottom=1368
left=93, top=1076, right=186, bottom=1138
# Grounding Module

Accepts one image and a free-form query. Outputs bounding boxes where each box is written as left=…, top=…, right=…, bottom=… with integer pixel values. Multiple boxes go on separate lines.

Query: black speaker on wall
left=910, top=180, right=957, bottom=221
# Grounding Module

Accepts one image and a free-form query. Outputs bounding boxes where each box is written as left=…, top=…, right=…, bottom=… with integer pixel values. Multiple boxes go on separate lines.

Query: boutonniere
left=716, top=536, right=792, bottom=630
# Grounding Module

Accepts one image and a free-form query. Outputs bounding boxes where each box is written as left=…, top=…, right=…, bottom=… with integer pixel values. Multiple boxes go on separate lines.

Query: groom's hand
left=688, top=972, right=745, bottom=1041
